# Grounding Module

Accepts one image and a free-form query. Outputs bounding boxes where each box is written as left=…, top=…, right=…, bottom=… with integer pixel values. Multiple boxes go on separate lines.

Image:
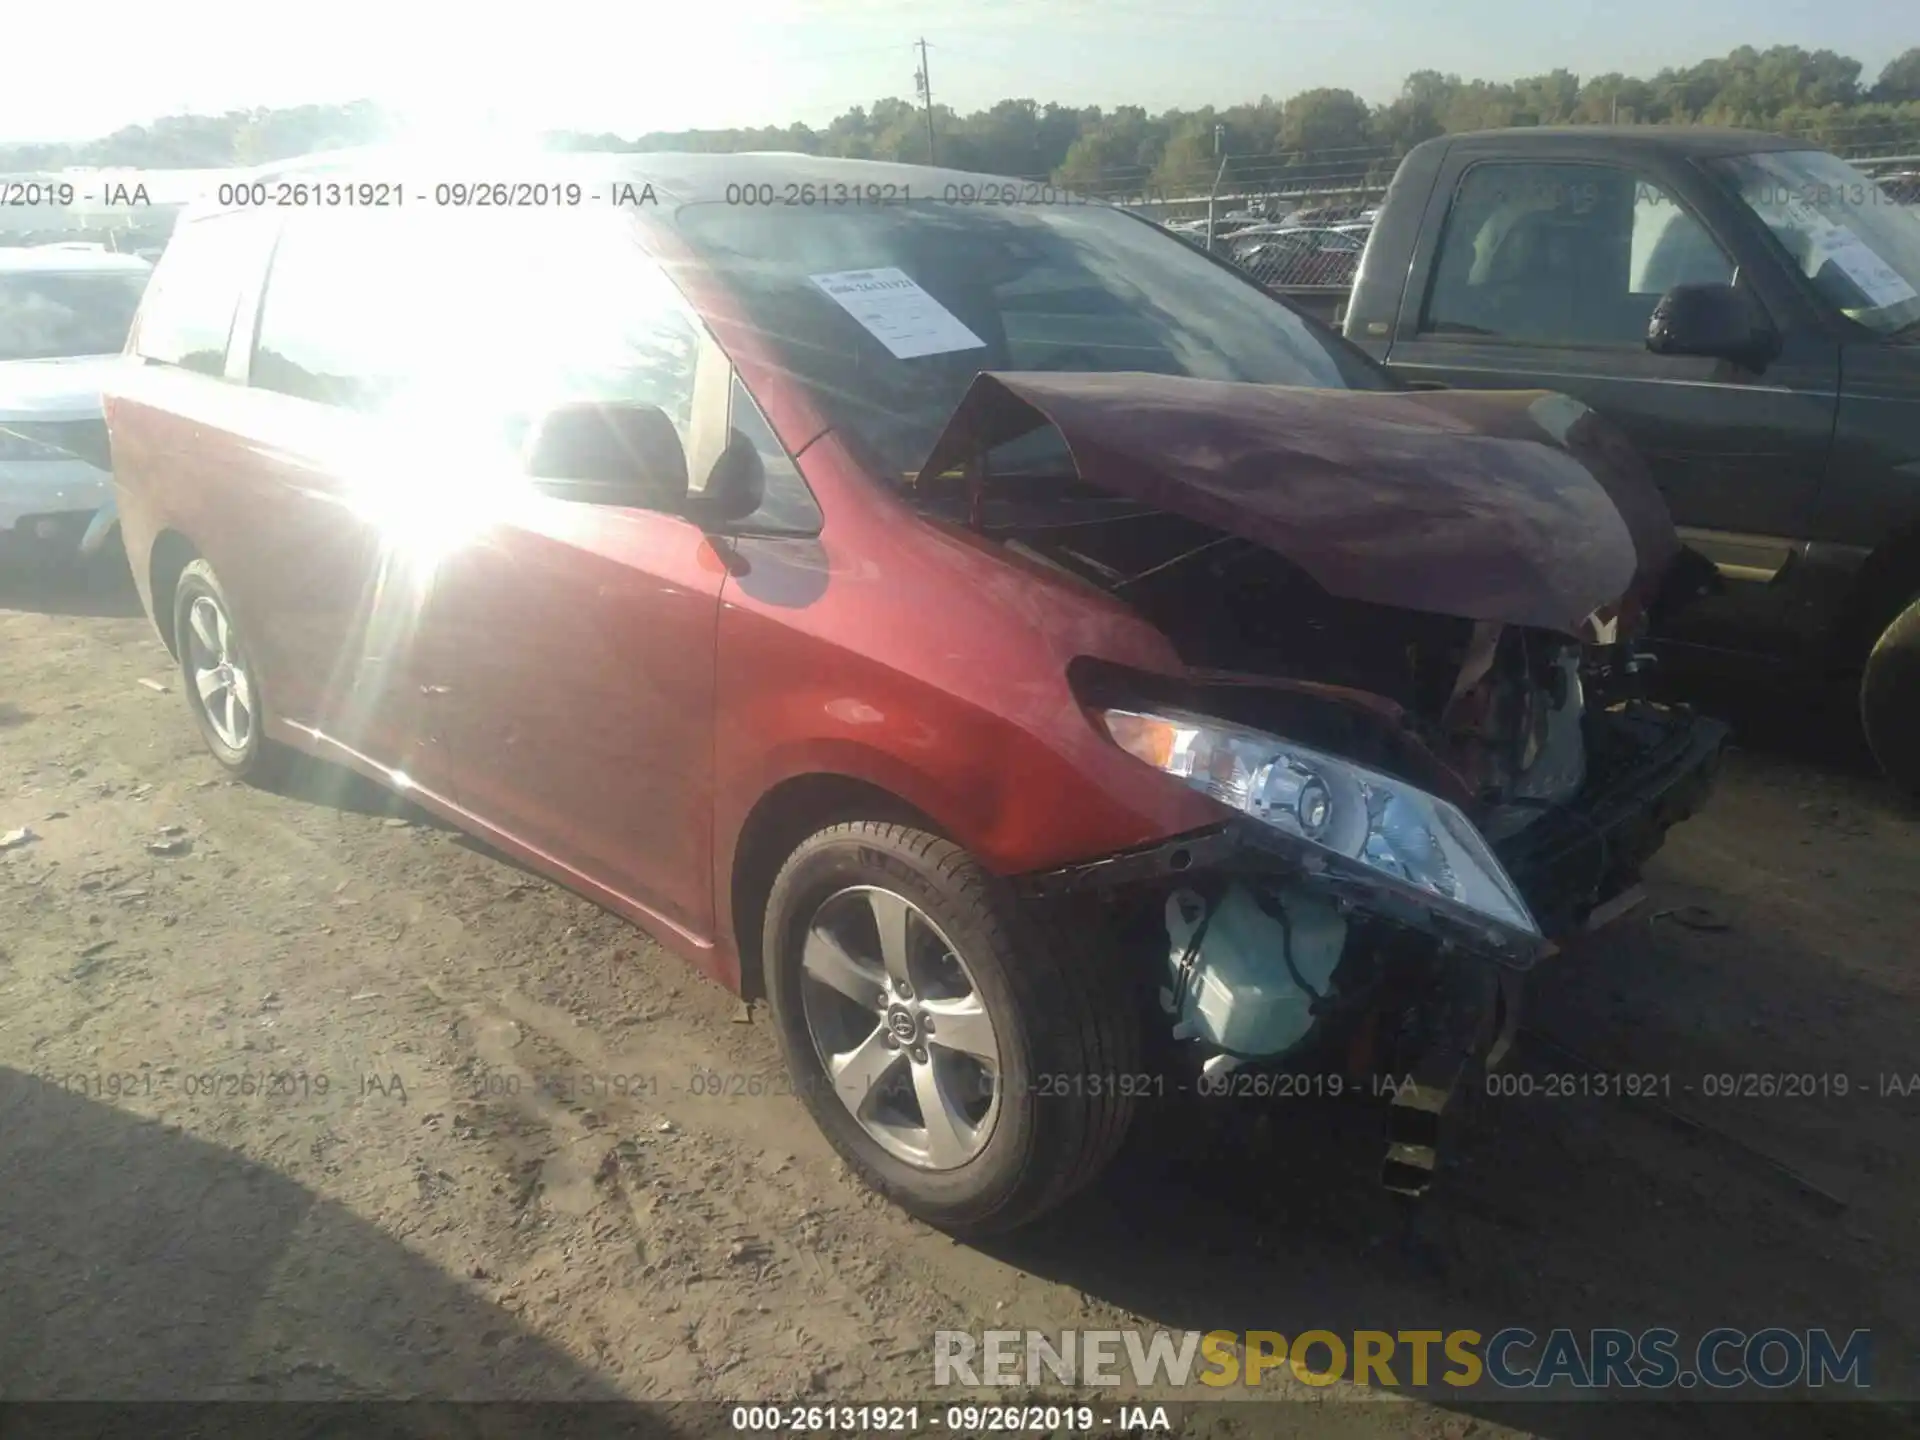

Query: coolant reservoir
left=1163, top=883, right=1347, bottom=1059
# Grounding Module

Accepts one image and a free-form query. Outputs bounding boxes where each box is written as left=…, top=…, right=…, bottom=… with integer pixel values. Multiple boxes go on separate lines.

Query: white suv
left=0, top=244, right=151, bottom=572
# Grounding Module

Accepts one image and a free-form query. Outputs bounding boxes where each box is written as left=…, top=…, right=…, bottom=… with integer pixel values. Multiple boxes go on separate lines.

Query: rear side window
left=133, top=212, right=262, bottom=375
left=250, top=208, right=418, bottom=411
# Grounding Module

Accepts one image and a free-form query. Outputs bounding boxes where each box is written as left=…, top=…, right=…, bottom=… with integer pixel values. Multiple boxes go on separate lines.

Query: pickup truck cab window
left=1422, top=162, right=1734, bottom=347
left=1342, top=129, right=1920, bottom=791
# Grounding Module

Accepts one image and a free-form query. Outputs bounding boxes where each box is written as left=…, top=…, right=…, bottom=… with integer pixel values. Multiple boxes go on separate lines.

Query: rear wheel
left=1861, top=595, right=1920, bottom=796
left=171, top=559, right=290, bottom=785
left=762, top=820, right=1140, bottom=1235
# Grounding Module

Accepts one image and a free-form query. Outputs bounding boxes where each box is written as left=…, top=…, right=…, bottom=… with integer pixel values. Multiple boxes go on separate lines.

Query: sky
left=3, top=0, right=1909, bottom=143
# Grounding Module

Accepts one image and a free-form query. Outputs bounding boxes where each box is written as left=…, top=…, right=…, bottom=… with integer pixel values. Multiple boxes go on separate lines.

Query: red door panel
left=425, top=501, right=726, bottom=943
left=206, top=393, right=439, bottom=785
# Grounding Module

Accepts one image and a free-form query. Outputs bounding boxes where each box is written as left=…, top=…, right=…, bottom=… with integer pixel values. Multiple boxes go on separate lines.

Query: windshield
left=1706, top=149, right=1920, bottom=337
left=0, top=269, right=150, bottom=361
left=673, top=199, right=1384, bottom=479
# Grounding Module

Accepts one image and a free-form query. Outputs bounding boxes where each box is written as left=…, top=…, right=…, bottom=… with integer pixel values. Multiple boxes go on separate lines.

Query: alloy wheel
left=184, top=593, right=254, bottom=752
left=798, top=885, right=1003, bottom=1171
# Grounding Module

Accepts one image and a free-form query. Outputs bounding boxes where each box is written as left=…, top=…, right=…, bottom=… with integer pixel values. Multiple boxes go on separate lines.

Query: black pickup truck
left=1337, top=127, right=1920, bottom=789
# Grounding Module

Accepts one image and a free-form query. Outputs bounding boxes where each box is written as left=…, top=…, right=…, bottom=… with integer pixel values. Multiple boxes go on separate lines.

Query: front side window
left=1630, top=182, right=1737, bottom=294
left=251, top=207, right=705, bottom=457
left=0, top=269, right=149, bottom=362
left=674, top=199, right=1384, bottom=481
left=1423, top=162, right=1734, bottom=346
left=727, top=374, right=822, bottom=533
left=1707, top=148, right=1920, bottom=338
left=133, top=212, right=263, bottom=375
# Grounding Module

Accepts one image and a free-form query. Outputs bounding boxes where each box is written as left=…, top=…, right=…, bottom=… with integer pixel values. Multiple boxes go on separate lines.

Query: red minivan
left=106, top=150, right=1725, bottom=1234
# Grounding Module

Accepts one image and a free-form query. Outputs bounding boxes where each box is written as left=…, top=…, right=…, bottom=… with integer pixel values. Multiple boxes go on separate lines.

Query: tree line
left=4, top=44, right=1917, bottom=195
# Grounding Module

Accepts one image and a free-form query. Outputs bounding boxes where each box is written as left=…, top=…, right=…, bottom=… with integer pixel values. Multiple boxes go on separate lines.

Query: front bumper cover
left=1018, top=703, right=1726, bottom=1197
left=0, top=459, right=115, bottom=561
left=1016, top=703, right=1727, bottom=967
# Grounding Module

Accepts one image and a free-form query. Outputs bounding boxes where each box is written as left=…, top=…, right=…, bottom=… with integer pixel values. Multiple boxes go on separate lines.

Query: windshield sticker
left=1818, top=229, right=1920, bottom=309
left=808, top=268, right=987, bottom=360
left=1778, top=200, right=1920, bottom=307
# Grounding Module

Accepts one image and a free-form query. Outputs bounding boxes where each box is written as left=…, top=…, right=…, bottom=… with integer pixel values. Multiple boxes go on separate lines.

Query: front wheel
left=762, top=821, right=1140, bottom=1235
left=1861, top=595, right=1920, bottom=797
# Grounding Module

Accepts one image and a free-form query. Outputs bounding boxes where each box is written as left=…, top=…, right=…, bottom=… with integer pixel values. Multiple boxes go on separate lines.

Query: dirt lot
left=2, top=567, right=1917, bottom=1439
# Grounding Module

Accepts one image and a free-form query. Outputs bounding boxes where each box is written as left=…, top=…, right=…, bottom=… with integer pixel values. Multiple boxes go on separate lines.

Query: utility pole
left=1207, top=128, right=1228, bottom=255
left=914, top=39, right=937, bottom=166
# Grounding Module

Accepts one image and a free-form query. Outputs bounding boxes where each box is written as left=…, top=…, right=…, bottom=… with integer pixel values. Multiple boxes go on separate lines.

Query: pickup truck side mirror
left=1647, top=283, right=1781, bottom=372
left=523, top=401, right=689, bottom=509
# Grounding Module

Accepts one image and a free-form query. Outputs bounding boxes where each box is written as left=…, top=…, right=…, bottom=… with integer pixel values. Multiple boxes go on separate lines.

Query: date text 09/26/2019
left=727, top=1404, right=1174, bottom=1433
left=207, top=180, right=663, bottom=209
left=35, top=1070, right=408, bottom=1102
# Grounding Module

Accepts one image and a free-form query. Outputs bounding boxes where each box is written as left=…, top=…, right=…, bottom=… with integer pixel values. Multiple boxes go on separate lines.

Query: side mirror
left=682, top=428, right=766, bottom=530
left=1647, top=283, right=1780, bottom=371
left=523, top=402, right=688, bottom=509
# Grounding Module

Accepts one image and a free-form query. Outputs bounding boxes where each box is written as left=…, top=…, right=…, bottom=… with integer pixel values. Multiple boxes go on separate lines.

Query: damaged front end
left=920, top=371, right=1728, bottom=1197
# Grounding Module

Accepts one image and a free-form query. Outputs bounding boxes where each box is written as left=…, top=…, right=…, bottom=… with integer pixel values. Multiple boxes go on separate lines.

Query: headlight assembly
left=1099, top=707, right=1539, bottom=936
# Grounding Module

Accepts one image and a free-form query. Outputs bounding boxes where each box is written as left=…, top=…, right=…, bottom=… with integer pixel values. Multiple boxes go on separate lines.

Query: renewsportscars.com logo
left=933, top=1327, right=1874, bottom=1393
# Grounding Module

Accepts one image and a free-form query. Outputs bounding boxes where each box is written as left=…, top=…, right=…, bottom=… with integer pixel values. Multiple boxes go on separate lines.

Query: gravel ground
left=2, top=566, right=1916, bottom=1440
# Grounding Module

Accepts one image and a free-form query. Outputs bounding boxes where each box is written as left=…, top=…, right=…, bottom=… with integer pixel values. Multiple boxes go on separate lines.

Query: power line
left=782, top=41, right=927, bottom=64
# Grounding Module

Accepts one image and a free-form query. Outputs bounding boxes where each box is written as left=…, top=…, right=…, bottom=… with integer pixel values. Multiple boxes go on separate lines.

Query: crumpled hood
left=912, top=372, right=1680, bottom=637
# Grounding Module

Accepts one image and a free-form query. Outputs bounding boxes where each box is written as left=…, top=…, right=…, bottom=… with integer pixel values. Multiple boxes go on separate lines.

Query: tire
left=1861, top=594, right=1920, bottom=797
left=762, top=821, right=1140, bottom=1236
left=171, top=558, right=291, bottom=785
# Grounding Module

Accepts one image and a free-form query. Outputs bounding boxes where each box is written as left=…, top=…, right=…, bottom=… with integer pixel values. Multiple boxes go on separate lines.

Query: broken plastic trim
left=1015, top=818, right=1549, bottom=972
left=1496, top=706, right=1726, bottom=936
left=1382, top=960, right=1500, bottom=1197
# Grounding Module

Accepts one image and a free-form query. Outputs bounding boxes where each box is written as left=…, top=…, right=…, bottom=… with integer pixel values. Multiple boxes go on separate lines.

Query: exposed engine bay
left=973, top=485, right=1722, bottom=1192
left=987, top=499, right=1690, bottom=1189
left=991, top=500, right=1625, bottom=837
left=912, top=370, right=1729, bottom=1199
